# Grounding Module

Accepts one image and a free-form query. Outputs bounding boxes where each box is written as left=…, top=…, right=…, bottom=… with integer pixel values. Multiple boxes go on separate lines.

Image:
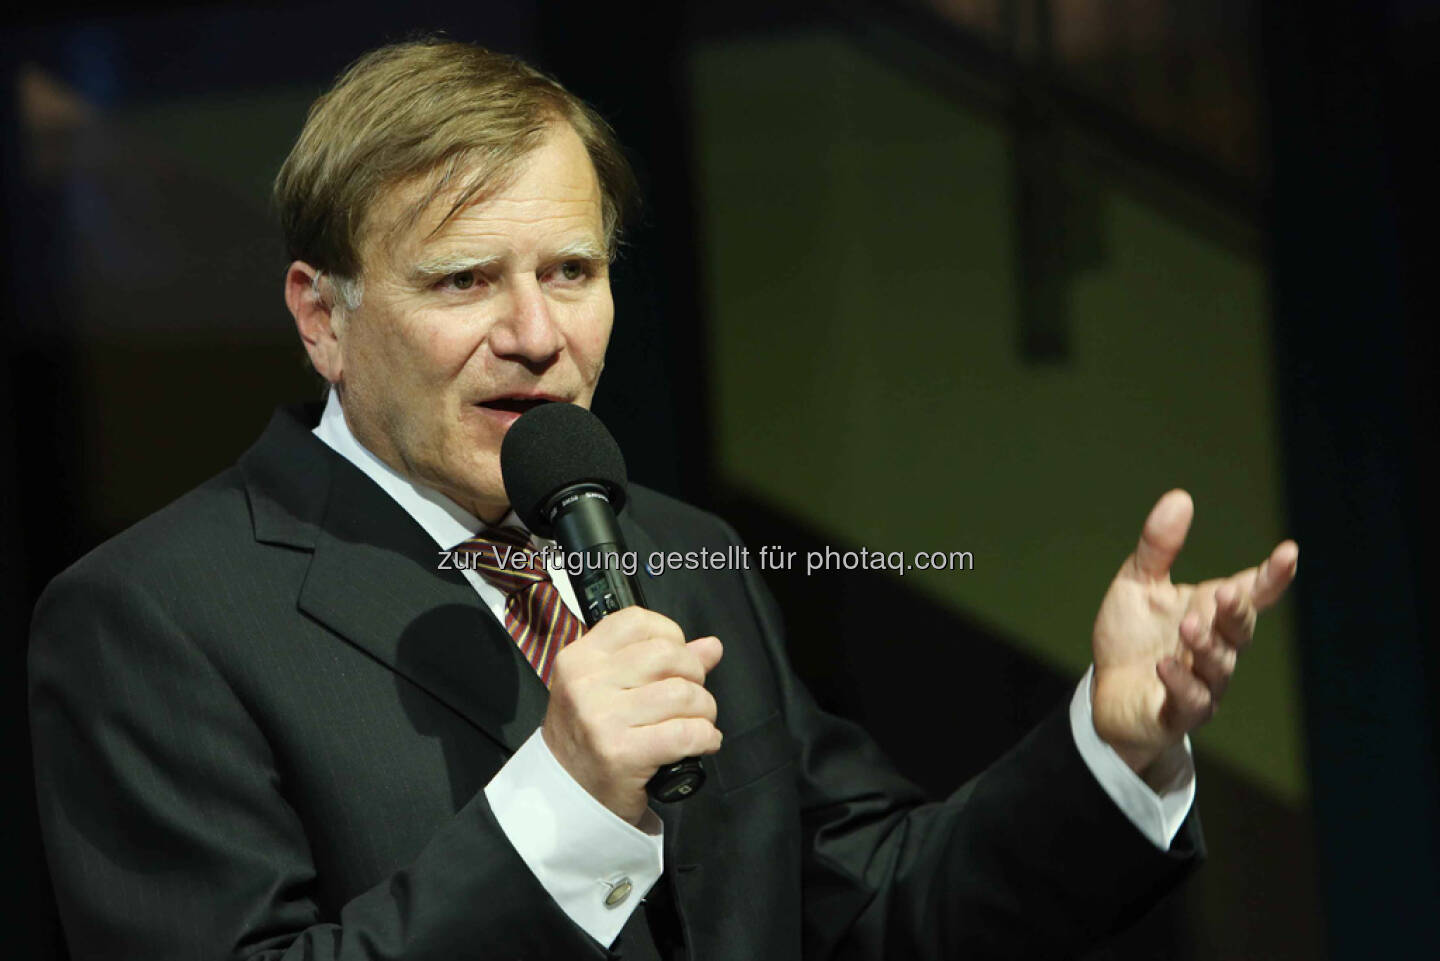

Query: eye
left=432, top=268, right=490, bottom=293
left=447, top=270, right=479, bottom=291
left=550, top=260, right=594, bottom=284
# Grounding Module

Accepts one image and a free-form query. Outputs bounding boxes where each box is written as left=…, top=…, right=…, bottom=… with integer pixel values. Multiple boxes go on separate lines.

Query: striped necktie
left=451, top=526, right=585, bottom=687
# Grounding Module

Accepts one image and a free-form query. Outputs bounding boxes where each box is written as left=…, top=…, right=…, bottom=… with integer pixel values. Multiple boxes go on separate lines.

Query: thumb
left=688, top=635, right=724, bottom=676
left=1132, top=489, right=1194, bottom=581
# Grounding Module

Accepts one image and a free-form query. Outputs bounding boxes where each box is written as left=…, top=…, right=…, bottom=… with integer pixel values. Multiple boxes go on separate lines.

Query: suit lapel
left=244, top=405, right=698, bottom=854
left=245, top=405, right=548, bottom=756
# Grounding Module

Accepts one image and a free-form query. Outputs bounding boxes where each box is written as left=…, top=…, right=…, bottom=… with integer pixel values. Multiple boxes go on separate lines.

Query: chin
left=444, top=459, right=509, bottom=522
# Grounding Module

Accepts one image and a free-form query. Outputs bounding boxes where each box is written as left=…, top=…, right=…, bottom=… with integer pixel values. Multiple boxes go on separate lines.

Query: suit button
left=604, top=877, right=633, bottom=907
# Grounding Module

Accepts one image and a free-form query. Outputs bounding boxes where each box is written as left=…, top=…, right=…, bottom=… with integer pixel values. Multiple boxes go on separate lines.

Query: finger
left=688, top=635, right=724, bottom=675
left=633, top=716, right=724, bottom=766
left=1180, top=605, right=1237, bottom=698
left=623, top=676, right=718, bottom=727
left=1157, top=655, right=1215, bottom=731
left=1131, top=489, right=1195, bottom=582
left=1212, top=582, right=1257, bottom=650
left=1252, top=540, right=1300, bottom=611
left=588, top=607, right=686, bottom=653
left=612, top=636, right=707, bottom=688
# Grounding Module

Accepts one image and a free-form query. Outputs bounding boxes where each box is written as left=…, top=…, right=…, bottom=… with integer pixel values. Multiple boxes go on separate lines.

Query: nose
left=490, top=274, right=564, bottom=366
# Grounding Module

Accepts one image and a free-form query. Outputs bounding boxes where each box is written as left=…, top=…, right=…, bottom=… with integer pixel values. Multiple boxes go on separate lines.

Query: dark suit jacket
left=30, top=404, right=1202, bottom=960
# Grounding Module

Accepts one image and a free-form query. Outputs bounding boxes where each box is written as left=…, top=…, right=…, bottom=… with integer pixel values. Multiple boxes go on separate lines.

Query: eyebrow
left=551, top=240, right=607, bottom=262
left=406, top=241, right=608, bottom=286
left=407, top=253, right=503, bottom=285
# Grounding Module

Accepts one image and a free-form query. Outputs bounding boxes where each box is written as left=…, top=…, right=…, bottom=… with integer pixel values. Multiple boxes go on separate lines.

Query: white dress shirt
left=311, top=389, right=1195, bottom=948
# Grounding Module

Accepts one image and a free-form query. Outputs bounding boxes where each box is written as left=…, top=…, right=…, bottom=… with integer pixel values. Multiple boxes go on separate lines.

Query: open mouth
left=476, top=395, right=560, bottom=416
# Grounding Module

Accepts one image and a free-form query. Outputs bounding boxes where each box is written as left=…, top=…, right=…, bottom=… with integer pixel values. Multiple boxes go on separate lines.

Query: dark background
left=4, top=1, right=1436, bottom=957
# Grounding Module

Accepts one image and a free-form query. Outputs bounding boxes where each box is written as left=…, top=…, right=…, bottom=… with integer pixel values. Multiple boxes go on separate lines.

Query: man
left=29, top=39, right=1298, bottom=959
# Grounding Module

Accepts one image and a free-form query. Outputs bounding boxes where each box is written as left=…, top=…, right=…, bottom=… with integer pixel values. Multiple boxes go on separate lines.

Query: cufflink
left=604, top=876, right=633, bottom=907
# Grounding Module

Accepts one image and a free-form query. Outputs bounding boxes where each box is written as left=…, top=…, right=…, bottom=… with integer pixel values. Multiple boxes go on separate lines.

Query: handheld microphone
left=500, top=402, right=706, bottom=803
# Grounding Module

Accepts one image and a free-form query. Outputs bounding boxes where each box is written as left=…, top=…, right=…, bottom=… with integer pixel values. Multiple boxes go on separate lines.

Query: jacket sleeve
left=29, top=561, right=613, bottom=961
left=727, top=527, right=1205, bottom=961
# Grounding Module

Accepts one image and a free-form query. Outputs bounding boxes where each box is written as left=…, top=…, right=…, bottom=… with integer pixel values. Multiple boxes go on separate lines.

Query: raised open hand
left=1090, top=490, right=1299, bottom=777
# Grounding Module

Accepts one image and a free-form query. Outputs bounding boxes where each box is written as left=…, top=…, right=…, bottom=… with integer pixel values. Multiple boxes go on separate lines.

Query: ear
left=284, top=260, right=345, bottom=383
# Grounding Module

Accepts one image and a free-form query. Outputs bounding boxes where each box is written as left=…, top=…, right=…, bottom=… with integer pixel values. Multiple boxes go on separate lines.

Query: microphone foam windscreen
left=500, top=402, right=628, bottom=535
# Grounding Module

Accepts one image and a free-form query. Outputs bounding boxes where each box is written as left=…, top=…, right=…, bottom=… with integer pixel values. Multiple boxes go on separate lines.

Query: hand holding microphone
left=501, top=403, right=717, bottom=826
left=535, top=609, right=721, bottom=825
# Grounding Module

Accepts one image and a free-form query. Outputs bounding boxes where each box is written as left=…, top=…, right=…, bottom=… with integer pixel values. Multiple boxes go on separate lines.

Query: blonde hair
left=274, top=38, right=637, bottom=294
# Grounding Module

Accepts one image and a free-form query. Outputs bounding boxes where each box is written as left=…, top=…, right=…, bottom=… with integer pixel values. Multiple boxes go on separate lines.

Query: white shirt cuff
left=484, top=726, right=666, bottom=947
left=1068, top=665, right=1196, bottom=850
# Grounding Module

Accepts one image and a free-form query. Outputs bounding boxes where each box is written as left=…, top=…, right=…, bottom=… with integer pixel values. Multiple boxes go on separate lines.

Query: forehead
left=361, top=123, right=603, bottom=270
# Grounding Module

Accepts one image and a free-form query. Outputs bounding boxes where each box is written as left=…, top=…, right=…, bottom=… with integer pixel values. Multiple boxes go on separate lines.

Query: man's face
left=333, top=123, right=613, bottom=522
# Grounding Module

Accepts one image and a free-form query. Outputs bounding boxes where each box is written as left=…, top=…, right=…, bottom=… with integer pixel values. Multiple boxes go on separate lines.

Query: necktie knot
left=449, top=525, right=584, bottom=687
left=452, top=526, right=549, bottom=596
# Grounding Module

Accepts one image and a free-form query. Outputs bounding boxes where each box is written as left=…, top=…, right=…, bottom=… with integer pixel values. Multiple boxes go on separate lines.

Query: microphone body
left=501, top=404, right=706, bottom=804
left=549, top=485, right=646, bottom=623
left=533, top=482, right=707, bottom=803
